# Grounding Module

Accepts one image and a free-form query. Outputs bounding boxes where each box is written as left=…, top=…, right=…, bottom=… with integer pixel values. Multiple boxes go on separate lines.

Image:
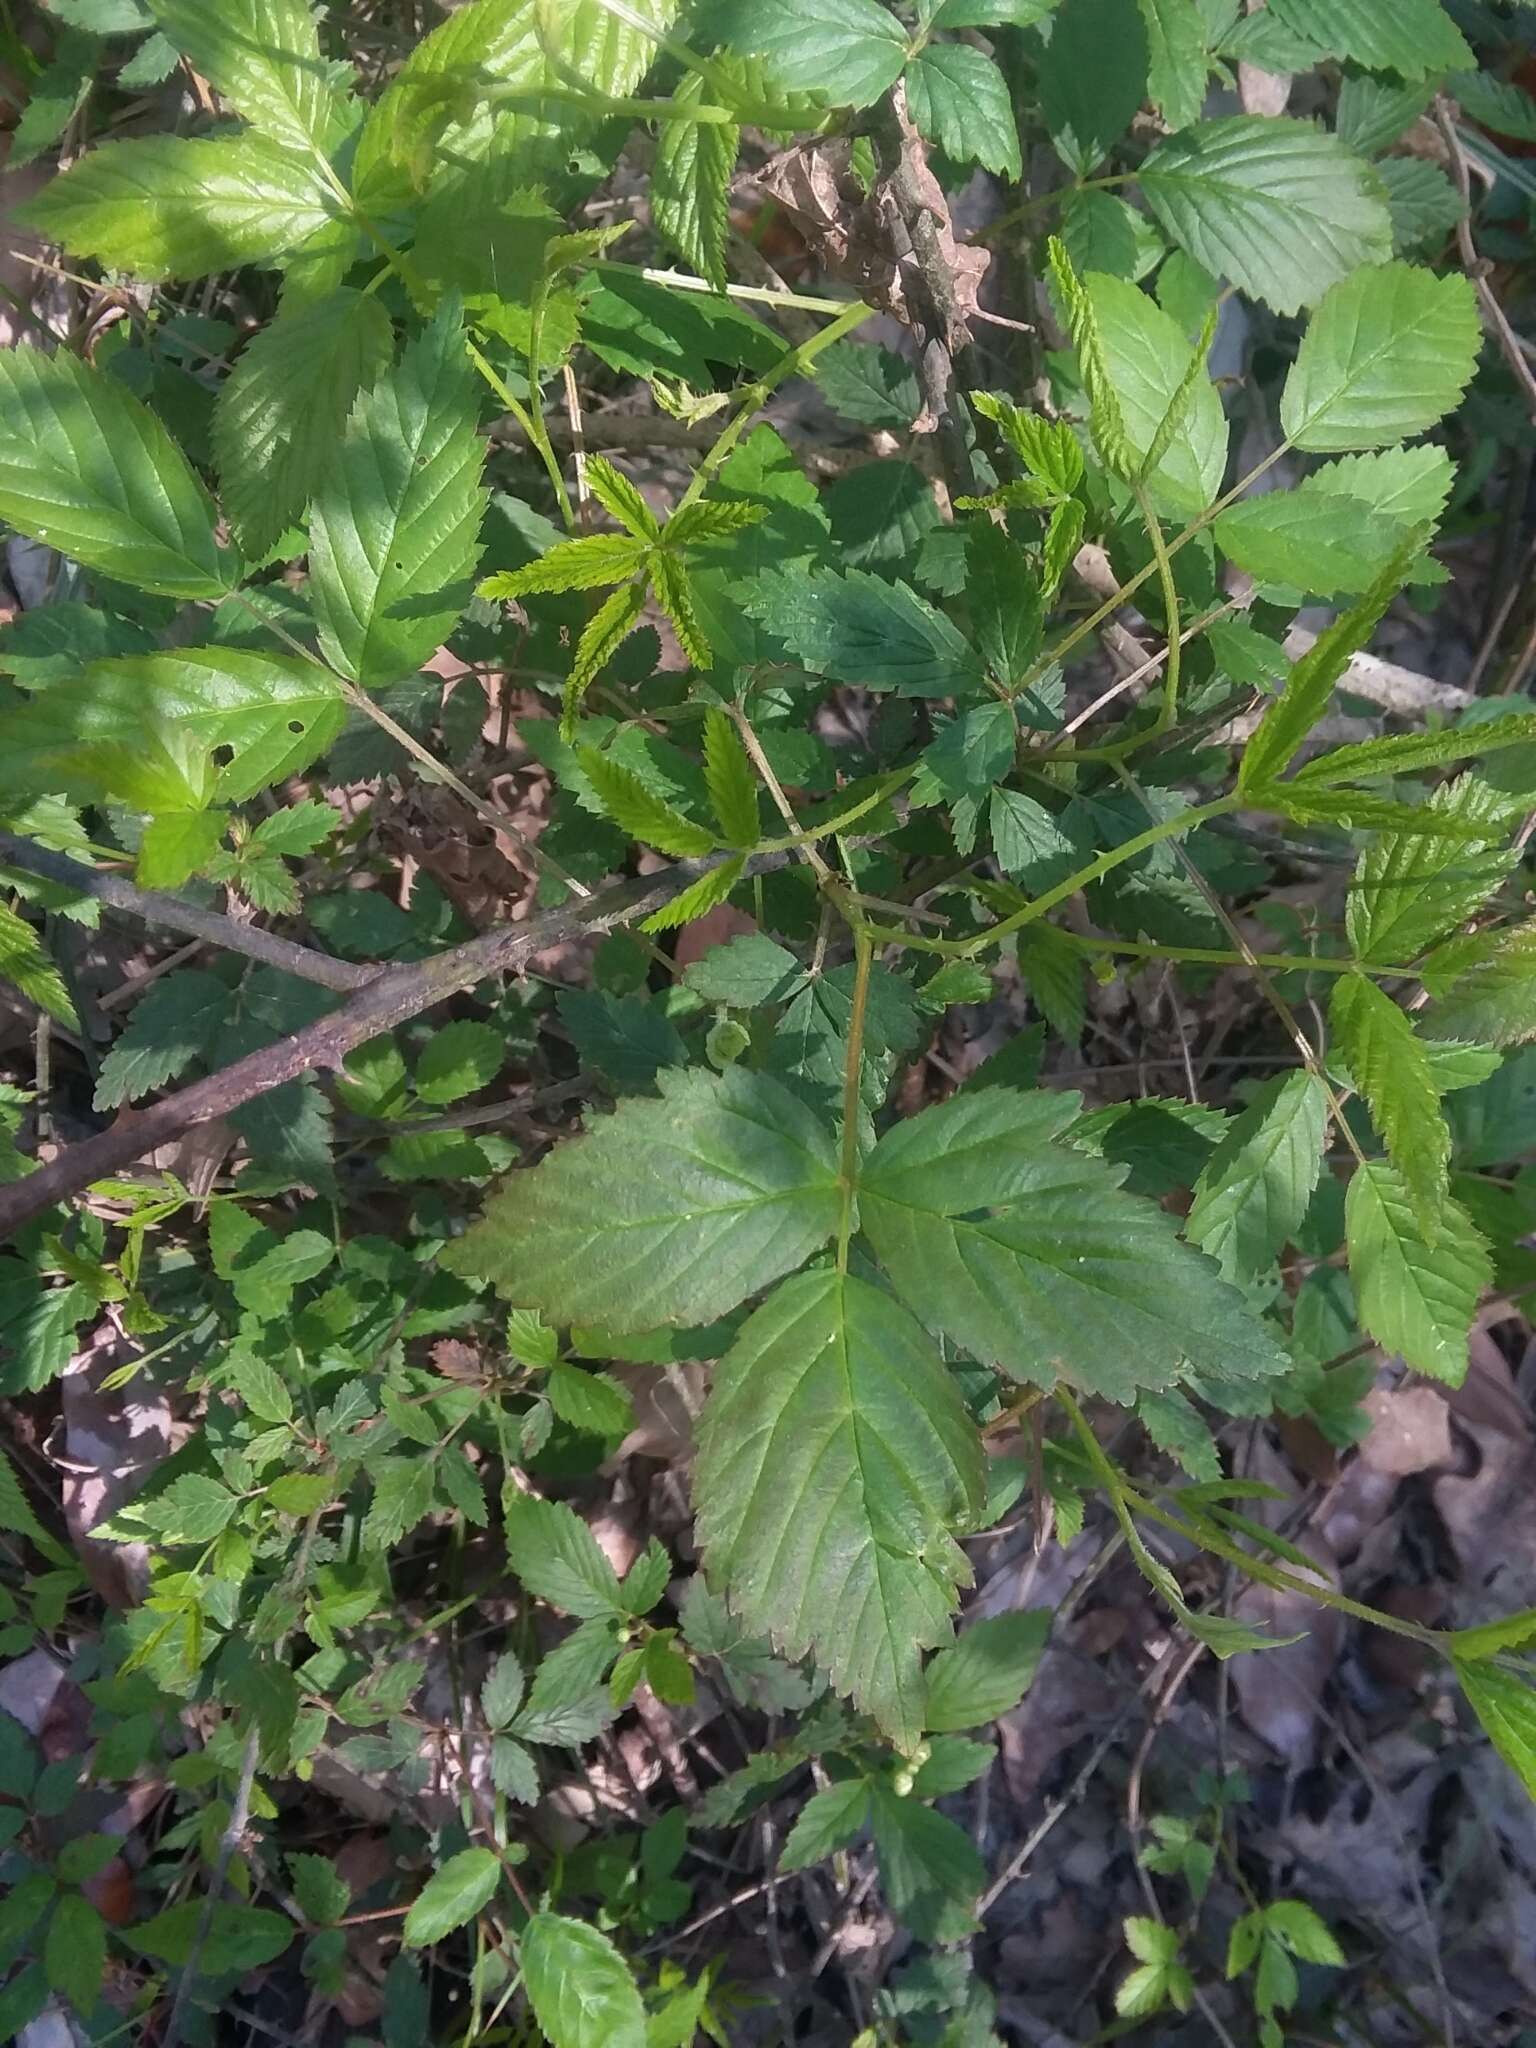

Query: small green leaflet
left=1136, top=0, right=1208, bottom=132
left=923, top=1611, right=1050, bottom=1731
left=0, top=344, right=230, bottom=598
left=1453, top=1658, right=1536, bottom=1804
left=1279, top=262, right=1481, bottom=452
left=442, top=1066, right=840, bottom=1331
left=780, top=1779, right=869, bottom=1871
left=744, top=567, right=986, bottom=696
left=695, top=1267, right=984, bottom=1750
left=1135, top=116, right=1392, bottom=315
left=0, top=903, right=77, bottom=1030
left=714, top=0, right=907, bottom=109
left=309, top=298, right=487, bottom=686
left=702, top=709, right=761, bottom=849
left=1345, top=1159, right=1490, bottom=1385
left=504, top=1494, right=624, bottom=1619
left=1214, top=492, right=1408, bottom=597
left=1331, top=975, right=1449, bottom=1236
left=651, top=71, right=738, bottom=291
left=1431, top=925, right=1536, bottom=1048
left=870, top=1785, right=985, bottom=1942
left=520, top=1913, right=646, bottom=2048
left=1048, top=237, right=1133, bottom=479
left=401, top=1848, right=500, bottom=1947
left=578, top=745, right=715, bottom=857
left=905, top=43, right=1021, bottom=178
left=1185, top=1071, right=1328, bottom=1280
left=858, top=1088, right=1288, bottom=1403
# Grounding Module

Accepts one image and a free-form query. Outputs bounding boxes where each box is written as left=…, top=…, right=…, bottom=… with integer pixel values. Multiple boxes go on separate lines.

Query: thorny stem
left=835, top=926, right=875, bottom=1274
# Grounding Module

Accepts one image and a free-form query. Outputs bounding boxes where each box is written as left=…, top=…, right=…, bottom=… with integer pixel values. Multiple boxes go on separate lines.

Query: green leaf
left=289, top=1852, right=351, bottom=1928
left=1185, top=1072, right=1328, bottom=1281
left=444, top=1066, right=840, bottom=1332
left=0, top=902, right=77, bottom=1030
left=128, top=1899, right=293, bottom=1972
left=1239, top=535, right=1420, bottom=795
left=743, top=567, right=986, bottom=696
left=578, top=745, right=716, bottom=857
left=147, top=0, right=355, bottom=152
left=1263, top=1899, right=1345, bottom=1966
left=93, top=969, right=229, bottom=1108
left=869, top=1785, right=985, bottom=1942
left=779, top=1778, right=869, bottom=1870
left=1346, top=1159, right=1489, bottom=1384
left=1450, top=69, right=1536, bottom=144
left=1086, top=272, right=1228, bottom=515
left=1048, top=237, right=1133, bottom=478
left=1279, top=262, right=1481, bottom=452
left=22, top=133, right=338, bottom=280
left=1380, top=156, right=1464, bottom=255
left=702, top=709, right=761, bottom=850
left=1136, top=0, right=1208, bottom=131
left=965, top=524, right=1044, bottom=690
left=214, top=287, right=395, bottom=558
left=401, top=1848, right=500, bottom=1947
left=682, top=934, right=805, bottom=1008
left=44, top=1888, right=105, bottom=2013
left=504, top=1493, right=624, bottom=1619
left=651, top=71, right=737, bottom=291
left=9, top=29, right=95, bottom=171
left=414, top=1019, right=503, bottom=1104
left=1037, top=0, right=1149, bottom=177
left=0, top=650, right=346, bottom=811
left=520, top=1913, right=646, bottom=2048
left=482, top=533, right=647, bottom=598
left=1266, top=0, right=1470, bottom=80
left=715, top=0, right=906, bottom=108
left=642, top=855, right=747, bottom=933
left=564, top=582, right=650, bottom=728
left=858, top=1089, right=1287, bottom=1403
left=309, top=299, right=486, bottom=686
left=0, top=344, right=228, bottom=597
left=0, top=1443, right=66, bottom=1561
left=906, top=44, right=1021, bottom=179
left=1331, top=976, right=1448, bottom=1234
left=1302, top=444, right=1456, bottom=529
left=1347, top=777, right=1513, bottom=964
left=816, top=342, right=921, bottom=429
left=1431, top=924, right=1536, bottom=1048
left=1453, top=1657, right=1536, bottom=1802
left=695, top=1268, right=984, bottom=1749
left=135, top=810, right=228, bottom=893
left=923, top=1611, right=1050, bottom=1731
left=1214, top=492, right=1409, bottom=597
left=1136, top=116, right=1392, bottom=314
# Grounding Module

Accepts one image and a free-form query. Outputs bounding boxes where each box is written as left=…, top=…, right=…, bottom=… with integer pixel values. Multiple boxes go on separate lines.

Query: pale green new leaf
left=0, top=345, right=229, bottom=598
left=1431, top=925, right=1536, bottom=1047
left=858, top=1089, right=1287, bottom=1402
left=1331, top=974, right=1448, bottom=1235
left=1267, top=0, right=1470, bottom=81
left=520, top=1913, right=645, bottom=2048
left=651, top=71, right=737, bottom=291
left=480, top=534, right=647, bottom=598
left=585, top=455, right=660, bottom=542
left=1453, top=1658, right=1536, bottom=1803
left=22, top=133, right=338, bottom=280
left=1136, top=0, right=1208, bottom=131
left=1239, top=535, right=1420, bottom=794
left=1289, top=715, right=1536, bottom=791
left=402, top=1849, right=500, bottom=1947
left=1347, top=778, right=1513, bottom=965
left=743, top=567, right=986, bottom=696
left=1185, top=1072, right=1328, bottom=1280
left=577, top=745, right=715, bottom=856
left=715, top=0, right=906, bottom=108
left=1048, top=238, right=1133, bottom=479
left=443, top=1066, right=840, bottom=1331
left=1136, top=116, right=1392, bottom=314
left=565, top=581, right=649, bottom=729
left=213, top=286, right=395, bottom=557
left=702, top=709, right=760, bottom=849
left=1086, top=273, right=1227, bottom=516
left=147, top=0, right=356, bottom=154
left=641, top=855, right=746, bottom=932
left=309, top=299, right=487, bottom=685
left=0, top=903, right=77, bottom=1029
left=0, top=651, right=346, bottom=810
left=695, top=1267, right=984, bottom=1749
left=1346, top=1159, right=1489, bottom=1384
left=1280, top=262, right=1481, bottom=452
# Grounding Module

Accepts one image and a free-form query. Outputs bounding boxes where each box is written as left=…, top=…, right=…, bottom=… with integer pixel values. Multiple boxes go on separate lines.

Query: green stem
left=1132, top=482, right=1182, bottom=739
left=835, top=927, right=875, bottom=1275
left=600, top=263, right=864, bottom=318
left=486, top=83, right=737, bottom=123
left=1055, top=934, right=1371, bottom=978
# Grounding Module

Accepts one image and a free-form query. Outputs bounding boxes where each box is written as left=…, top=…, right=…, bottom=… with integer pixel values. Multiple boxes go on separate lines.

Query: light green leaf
left=1136, top=115, right=1392, bottom=315
left=1136, top=0, right=1208, bottom=131
left=906, top=43, right=1021, bottom=178
left=642, top=855, right=747, bottom=933
left=213, top=286, right=395, bottom=558
left=702, top=709, right=760, bottom=850
left=1239, top=535, right=1420, bottom=794
left=1266, top=0, right=1470, bottom=80
left=443, top=1066, right=840, bottom=1331
left=135, top=811, right=227, bottom=893
left=1346, top=1159, right=1489, bottom=1384
left=651, top=71, right=737, bottom=291
left=695, top=1268, right=983, bottom=1749
left=1186, top=1072, right=1328, bottom=1280
left=0, top=651, right=346, bottom=811
left=1301, top=443, right=1455, bottom=528
left=147, top=0, right=356, bottom=153
left=1291, top=715, right=1536, bottom=793
left=715, top=0, right=906, bottom=108
left=504, top=1493, right=624, bottom=1618
left=8, top=29, right=95, bottom=171
left=309, top=298, right=487, bottom=685
left=415, top=1019, right=504, bottom=1104
left=482, top=533, right=647, bottom=599
left=22, top=132, right=338, bottom=280
left=1331, top=975, right=1448, bottom=1235
left=520, top=1913, right=645, bottom=2048
left=565, top=581, right=650, bottom=728
left=858, top=1089, right=1288, bottom=1403
left=1280, top=262, right=1481, bottom=452
left=1048, top=237, right=1133, bottom=478
left=401, top=1848, right=501, bottom=1947
left=743, top=567, right=986, bottom=696
left=1431, top=924, right=1536, bottom=1047
left=0, top=902, right=77, bottom=1030
left=779, top=1779, right=870, bottom=1870
left=578, top=745, right=715, bottom=856
left=1214, top=491, right=1409, bottom=596
left=1086, top=272, right=1228, bottom=515
left=0, top=344, right=229, bottom=598
left=1454, top=1657, right=1536, bottom=1802
left=923, top=1611, right=1050, bottom=1731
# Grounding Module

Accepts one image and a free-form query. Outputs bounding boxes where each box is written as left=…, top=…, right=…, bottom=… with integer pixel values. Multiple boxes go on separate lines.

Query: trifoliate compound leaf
left=695, top=1267, right=984, bottom=1750
left=1136, top=116, right=1391, bottom=314
left=1185, top=1071, right=1329, bottom=1280
left=1280, top=262, right=1480, bottom=451
left=443, top=1066, right=840, bottom=1331
left=859, top=1088, right=1288, bottom=1401
left=1346, top=1159, right=1489, bottom=1384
